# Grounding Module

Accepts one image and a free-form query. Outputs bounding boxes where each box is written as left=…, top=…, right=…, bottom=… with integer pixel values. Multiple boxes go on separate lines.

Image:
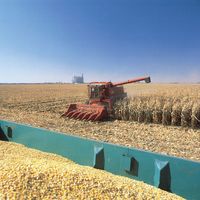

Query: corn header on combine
left=61, top=76, right=151, bottom=121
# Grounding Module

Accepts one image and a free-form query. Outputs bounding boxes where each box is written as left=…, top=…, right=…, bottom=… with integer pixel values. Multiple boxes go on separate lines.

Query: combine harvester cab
left=0, top=120, right=200, bottom=200
left=61, top=76, right=151, bottom=121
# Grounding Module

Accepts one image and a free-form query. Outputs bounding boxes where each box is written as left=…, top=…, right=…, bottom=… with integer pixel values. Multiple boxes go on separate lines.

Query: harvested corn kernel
left=0, top=141, right=184, bottom=200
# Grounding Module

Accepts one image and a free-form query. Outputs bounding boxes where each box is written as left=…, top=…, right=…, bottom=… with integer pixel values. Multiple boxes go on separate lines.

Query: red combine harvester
left=61, top=76, right=151, bottom=121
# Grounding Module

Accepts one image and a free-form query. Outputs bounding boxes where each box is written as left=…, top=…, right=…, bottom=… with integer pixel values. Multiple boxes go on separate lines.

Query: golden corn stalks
left=113, top=96, right=200, bottom=129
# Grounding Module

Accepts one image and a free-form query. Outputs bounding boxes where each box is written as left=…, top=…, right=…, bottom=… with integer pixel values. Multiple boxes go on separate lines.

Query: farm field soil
left=0, top=83, right=200, bottom=161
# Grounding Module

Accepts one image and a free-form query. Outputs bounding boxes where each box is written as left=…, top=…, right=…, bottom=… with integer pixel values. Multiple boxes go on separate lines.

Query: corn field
left=113, top=96, right=200, bottom=128
left=0, top=83, right=200, bottom=161
left=114, top=84, right=200, bottom=128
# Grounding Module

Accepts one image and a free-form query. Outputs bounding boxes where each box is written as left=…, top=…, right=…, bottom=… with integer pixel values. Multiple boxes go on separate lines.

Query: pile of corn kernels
left=0, top=141, right=184, bottom=199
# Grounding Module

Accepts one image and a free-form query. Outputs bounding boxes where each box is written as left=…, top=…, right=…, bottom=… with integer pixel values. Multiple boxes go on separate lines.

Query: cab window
left=90, top=86, right=99, bottom=99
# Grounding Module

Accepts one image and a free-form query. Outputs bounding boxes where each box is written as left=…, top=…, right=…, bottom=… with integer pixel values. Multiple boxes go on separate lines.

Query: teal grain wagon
left=0, top=120, right=199, bottom=199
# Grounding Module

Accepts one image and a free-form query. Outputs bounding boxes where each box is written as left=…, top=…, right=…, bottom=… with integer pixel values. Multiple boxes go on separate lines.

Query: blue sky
left=0, top=0, right=200, bottom=83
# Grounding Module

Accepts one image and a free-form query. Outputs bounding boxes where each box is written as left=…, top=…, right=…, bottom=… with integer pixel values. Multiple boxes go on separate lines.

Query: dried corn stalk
left=128, top=97, right=138, bottom=121
left=191, top=103, right=200, bottom=128
left=171, top=102, right=182, bottom=126
left=181, top=102, right=193, bottom=127
left=152, top=97, right=164, bottom=124
left=144, top=97, right=154, bottom=123
left=137, top=98, right=145, bottom=123
left=162, top=101, right=172, bottom=125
